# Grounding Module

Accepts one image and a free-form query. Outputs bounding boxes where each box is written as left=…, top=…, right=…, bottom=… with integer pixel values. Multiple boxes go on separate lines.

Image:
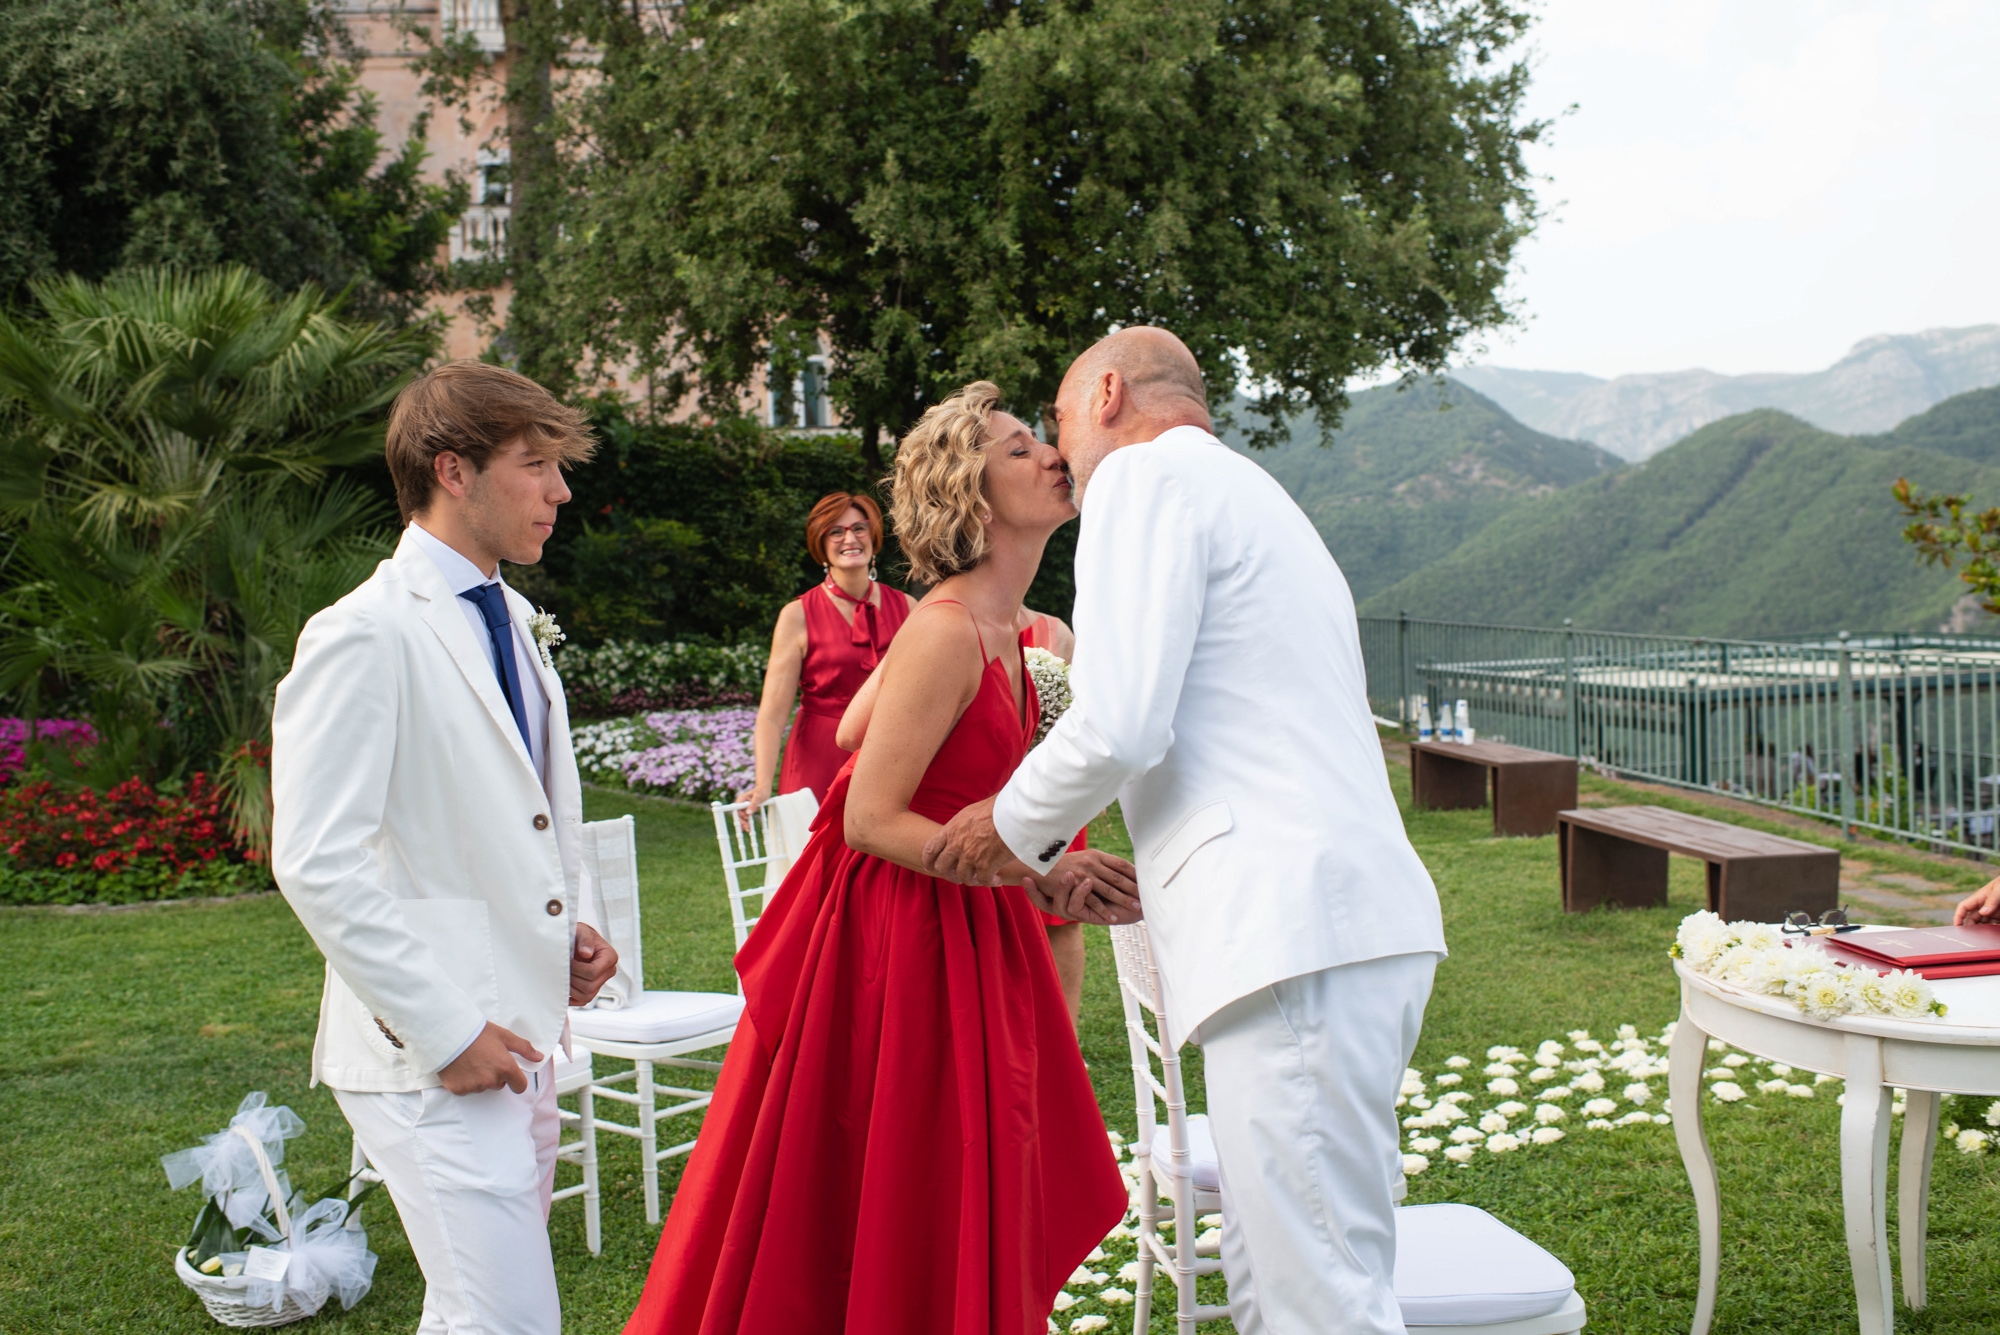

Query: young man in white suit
left=273, top=361, right=618, bottom=1335
left=926, top=328, right=1447, bottom=1334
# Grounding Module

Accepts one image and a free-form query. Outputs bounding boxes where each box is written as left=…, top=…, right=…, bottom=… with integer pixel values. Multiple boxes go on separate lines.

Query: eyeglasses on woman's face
left=825, top=522, right=871, bottom=541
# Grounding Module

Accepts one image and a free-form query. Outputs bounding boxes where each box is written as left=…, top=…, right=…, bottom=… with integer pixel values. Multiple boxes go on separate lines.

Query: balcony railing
left=451, top=205, right=510, bottom=264
left=443, top=0, right=506, bottom=54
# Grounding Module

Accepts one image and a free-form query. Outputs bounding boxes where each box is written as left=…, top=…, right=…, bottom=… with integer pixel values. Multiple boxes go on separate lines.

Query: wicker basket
left=172, top=1125, right=325, bottom=1328
left=173, top=1247, right=322, bottom=1328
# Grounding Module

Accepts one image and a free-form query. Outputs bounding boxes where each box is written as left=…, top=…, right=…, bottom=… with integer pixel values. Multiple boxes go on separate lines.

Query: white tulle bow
left=160, top=1091, right=305, bottom=1199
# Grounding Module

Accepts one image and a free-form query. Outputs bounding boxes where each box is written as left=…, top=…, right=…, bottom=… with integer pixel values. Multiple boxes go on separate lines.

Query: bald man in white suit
left=926, top=329, right=1447, bottom=1334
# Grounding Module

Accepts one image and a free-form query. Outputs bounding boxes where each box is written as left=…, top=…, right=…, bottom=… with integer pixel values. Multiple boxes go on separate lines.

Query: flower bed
left=558, top=640, right=766, bottom=716
left=0, top=773, right=270, bottom=906
left=0, top=718, right=98, bottom=785
left=572, top=709, right=757, bottom=804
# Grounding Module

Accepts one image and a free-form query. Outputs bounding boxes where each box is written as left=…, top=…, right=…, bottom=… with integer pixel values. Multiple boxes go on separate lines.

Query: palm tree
left=0, top=266, right=432, bottom=848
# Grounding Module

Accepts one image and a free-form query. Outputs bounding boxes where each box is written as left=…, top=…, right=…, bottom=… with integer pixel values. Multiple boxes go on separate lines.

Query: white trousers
left=1199, top=952, right=1439, bottom=1335
left=335, top=1060, right=561, bottom=1335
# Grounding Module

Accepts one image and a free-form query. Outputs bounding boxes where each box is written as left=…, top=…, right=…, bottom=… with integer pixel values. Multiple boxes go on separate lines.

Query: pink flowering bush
left=1, top=718, right=98, bottom=785
left=619, top=709, right=758, bottom=803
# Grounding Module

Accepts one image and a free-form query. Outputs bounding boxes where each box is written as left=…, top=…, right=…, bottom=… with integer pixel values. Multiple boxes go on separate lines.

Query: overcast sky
left=1460, top=0, right=2000, bottom=379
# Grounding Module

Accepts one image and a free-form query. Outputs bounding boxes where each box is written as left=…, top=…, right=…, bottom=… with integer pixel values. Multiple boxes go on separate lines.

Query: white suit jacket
left=272, top=530, right=583, bottom=1091
left=993, top=426, right=1446, bottom=1048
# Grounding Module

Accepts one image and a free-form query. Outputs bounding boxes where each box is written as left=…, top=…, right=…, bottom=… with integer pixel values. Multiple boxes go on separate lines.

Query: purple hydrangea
left=621, top=708, right=758, bottom=803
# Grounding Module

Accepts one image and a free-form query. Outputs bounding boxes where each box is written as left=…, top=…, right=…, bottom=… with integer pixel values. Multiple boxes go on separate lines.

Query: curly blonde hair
left=888, top=380, right=1001, bottom=585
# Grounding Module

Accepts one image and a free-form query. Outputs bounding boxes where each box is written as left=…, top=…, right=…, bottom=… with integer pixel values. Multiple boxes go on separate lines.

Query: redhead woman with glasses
left=739, top=493, right=916, bottom=812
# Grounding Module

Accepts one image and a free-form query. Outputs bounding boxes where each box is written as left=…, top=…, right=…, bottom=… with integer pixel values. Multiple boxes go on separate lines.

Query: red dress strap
left=915, top=598, right=988, bottom=661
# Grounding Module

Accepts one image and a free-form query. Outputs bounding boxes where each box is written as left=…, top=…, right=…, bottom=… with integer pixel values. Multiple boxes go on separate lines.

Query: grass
left=4, top=768, right=1999, bottom=1333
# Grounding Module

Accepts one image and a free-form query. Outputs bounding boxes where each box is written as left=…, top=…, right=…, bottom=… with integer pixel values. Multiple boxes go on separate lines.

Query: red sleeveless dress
left=624, top=615, right=1127, bottom=1335
left=778, top=583, right=912, bottom=802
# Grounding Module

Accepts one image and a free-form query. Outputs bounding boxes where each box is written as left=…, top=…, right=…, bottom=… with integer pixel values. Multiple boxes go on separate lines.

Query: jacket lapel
left=393, top=535, right=539, bottom=780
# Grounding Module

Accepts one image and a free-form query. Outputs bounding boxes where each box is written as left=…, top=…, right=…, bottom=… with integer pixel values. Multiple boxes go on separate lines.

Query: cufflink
left=1038, top=839, right=1066, bottom=864
left=374, top=1017, right=405, bottom=1050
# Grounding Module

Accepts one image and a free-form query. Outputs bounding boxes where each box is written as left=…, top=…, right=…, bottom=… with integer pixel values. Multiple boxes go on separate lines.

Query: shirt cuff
left=436, top=1016, right=487, bottom=1074
left=993, top=781, right=1054, bottom=870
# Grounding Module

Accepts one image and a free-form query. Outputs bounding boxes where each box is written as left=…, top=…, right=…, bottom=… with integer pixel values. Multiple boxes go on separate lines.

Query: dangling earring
left=868, top=558, right=879, bottom=582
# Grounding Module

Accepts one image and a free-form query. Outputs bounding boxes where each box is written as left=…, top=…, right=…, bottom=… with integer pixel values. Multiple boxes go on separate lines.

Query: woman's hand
left=736, top=781, right=772, bottom=827
left=1956, top=877, right=2000, bottom=925
left=1024, top=849, right=1142, bottom=925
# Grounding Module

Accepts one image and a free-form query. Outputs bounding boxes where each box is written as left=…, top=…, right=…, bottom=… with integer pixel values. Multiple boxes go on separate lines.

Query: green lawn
left=4, top=768, right=1998, bottom=1333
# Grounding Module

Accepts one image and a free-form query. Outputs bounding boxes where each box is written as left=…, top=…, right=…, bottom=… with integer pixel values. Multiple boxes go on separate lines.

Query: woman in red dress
left=740, top=492, right=915, bottom=810
left=833, top=602, right=1090, bottom=1027
left=624, top=382, right=1135, bottom=1335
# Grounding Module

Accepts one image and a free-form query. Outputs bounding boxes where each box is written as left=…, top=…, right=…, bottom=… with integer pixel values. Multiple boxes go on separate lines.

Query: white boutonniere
left=528, top=609, right=565, bottom=669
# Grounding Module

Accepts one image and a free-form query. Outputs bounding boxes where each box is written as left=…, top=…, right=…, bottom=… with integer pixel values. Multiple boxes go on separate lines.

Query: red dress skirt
left=624, top=638, right=1126, bottom=1335
left=778, top=584, right=912, bottom=802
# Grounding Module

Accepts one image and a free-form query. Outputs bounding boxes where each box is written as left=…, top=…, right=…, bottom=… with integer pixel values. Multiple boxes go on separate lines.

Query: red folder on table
left=1821, top=924, right=2000, bottom=979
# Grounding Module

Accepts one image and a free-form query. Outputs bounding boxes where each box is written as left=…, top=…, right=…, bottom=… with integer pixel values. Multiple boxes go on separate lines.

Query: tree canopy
left=0, top=0, right=467, bottom=324
left=540, top=0, right=1543, bottom=451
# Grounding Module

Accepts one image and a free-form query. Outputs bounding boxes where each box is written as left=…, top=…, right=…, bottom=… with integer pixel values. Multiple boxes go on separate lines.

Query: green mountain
left=1358, top=409, right=2000, bottom=637
left=1221, top=380, right=1621, bottom=601
left=1861, top=385, right=2000, bottom=463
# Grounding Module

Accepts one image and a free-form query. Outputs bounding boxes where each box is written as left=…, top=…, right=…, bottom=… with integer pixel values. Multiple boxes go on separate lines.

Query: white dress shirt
left=406, top=522, right=552, bottom=790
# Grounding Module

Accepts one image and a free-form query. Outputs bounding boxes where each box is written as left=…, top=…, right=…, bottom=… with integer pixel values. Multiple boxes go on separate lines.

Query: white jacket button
left=533, top=814, right=550, bottom=830
left=545, top=899, right=564, bottom=917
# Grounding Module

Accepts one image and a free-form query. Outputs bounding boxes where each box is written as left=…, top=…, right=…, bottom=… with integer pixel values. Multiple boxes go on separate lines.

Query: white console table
left=1669, top=954, right=2000, bottom=1335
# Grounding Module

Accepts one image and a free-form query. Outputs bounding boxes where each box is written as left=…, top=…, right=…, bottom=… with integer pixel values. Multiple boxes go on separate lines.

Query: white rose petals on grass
left=1070, top=1317, right=1110, bottom=1333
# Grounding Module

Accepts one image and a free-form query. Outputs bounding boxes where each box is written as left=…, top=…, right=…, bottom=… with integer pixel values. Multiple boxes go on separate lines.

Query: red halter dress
left=623, top=605, right=1126, bottom=1335
left=777, top=582, right=911, bottom=801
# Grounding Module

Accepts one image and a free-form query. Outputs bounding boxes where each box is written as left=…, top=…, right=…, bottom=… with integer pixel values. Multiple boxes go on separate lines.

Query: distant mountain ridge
left=1216, top=380, right=1621, bottom=602
left=1355, top=408, right=1999, bottom=638
left=1454, top=325, right=2000, bottom=462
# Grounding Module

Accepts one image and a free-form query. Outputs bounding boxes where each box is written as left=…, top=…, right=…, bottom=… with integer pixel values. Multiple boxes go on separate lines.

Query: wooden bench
left=1557, top=805, right=1839, bottom=921
left=1410, top=740, right=1578, bottom=837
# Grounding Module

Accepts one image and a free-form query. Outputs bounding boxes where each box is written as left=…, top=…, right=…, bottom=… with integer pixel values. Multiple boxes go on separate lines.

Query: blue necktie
left=460, top=583, right=533, bottom=754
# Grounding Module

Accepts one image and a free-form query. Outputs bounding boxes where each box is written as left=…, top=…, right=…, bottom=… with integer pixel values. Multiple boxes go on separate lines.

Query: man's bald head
left=1051, top=326, right=1212, bottom=496
left=1064, top=326, right=1208, bottom=414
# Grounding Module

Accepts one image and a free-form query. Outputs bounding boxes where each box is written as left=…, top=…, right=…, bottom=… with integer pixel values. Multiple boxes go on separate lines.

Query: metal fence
left=1358, top=615, right=2000, bottom=856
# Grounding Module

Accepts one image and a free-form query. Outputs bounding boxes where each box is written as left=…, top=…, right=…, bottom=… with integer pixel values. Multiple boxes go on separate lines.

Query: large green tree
left=0, top=0, right=467, bottom=324
left=540, top=0, right=1542, bottom=455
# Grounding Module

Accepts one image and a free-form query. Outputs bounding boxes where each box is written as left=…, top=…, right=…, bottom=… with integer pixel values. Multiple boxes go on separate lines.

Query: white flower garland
left=1670, top=911, right=1947, bottom=1020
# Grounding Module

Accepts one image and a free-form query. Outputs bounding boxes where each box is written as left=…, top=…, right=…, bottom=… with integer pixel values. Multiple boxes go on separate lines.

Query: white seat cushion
left=1149, top=1112, right=1220, bottom=1192
left=569, top=990, right=744, bottom=1045
left=1393, top=1204, right=1576, bottom=1325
